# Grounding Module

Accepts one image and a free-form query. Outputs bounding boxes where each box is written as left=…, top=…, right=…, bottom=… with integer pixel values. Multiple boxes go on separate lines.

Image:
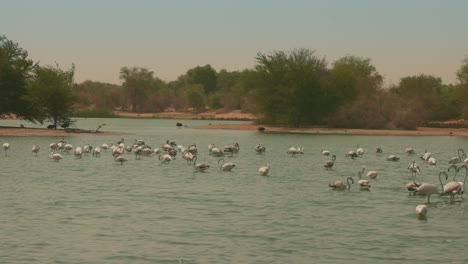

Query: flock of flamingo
left=3, top=139, right=468, bottom=219
left=323, top=145, right=468, bottom=219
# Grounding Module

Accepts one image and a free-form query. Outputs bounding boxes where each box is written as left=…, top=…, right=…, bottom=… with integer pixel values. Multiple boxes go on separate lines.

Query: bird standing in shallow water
left=259, top=164, right=270, bottom=176
left=323, top=155, right=336, bottom=169
left=415, top=204, right=428, bottom=219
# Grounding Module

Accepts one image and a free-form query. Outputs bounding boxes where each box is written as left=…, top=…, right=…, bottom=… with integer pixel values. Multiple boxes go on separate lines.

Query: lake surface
left=1, top=118, right=467, bottom=264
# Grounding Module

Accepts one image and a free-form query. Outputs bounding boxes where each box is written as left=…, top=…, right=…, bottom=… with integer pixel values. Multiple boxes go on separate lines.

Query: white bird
left=255, top=144, right=266, bottom=154
left=376, top=146, right=383, bottom=154
left=287, top=147, right=300, bottom=157
left=224, top=143, right=240, bottom=156
left=114, top=155, right=127, bottom=165
left=406, top=182, right=421, bottom=195
left=439, top=171, right=463, bottom=202
left=414, top=183, right=438, bottom=203
left=64, top=144, right=73, bottom=152
left=408, top=160, right=420, bottom=176
left=158, top=154, right=173, bottom=163
left=323, top=155, right=336, bottom=169
left=420, top=149, right=431, bottom=161
left=101, top=143, right=109, bottom=150
left=346, top=151, right=358, bottom=159
left=356, top=145, right=364, bottom=156
left=218, top=158, right=235, bottom=171
left=321, top=148, right=330, bottom=156
left=259, top=164, right=271, bottom=176
left=74, top=147, right=83, bottom=158
left=3, top=142, right=10, bottom=155
left=92, top=147, right=101, bottom=157
left=362, top=167, right=378, bottom=179
left=210, top=147, right=224, bottom=157
left=182, top=151, right=195, bottom=164
left=49, top=152, right=63, bottom=161
left=386, top=155, right=400, bottom=161
left=329, top=177, right=354, bottom=191
left=32, top=145, right=40, bottom=155
left=405, top=147, right=415, bottom=155
left=428, top=157, right=437, bottom=165
left=415, top=204, right=428, bottom=219
left=357, top=170, right=371, bottom=190
left=193, top=156, right=209, bottom=171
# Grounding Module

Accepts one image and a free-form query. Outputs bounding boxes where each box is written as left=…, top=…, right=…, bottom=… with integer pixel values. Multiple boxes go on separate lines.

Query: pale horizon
left=2, top=0, right=467, bottom=86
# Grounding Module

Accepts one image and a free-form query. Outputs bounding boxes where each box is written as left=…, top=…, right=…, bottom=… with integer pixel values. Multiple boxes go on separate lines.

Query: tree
left=0, top=35, right=39, bottom=121
left=186, top=64, right=217, bottom=94
left=24, top=64, right=76, bottom=128
left=184, top=84, right=205, bottom=111
left=119, top=67, right=154, bottom=112
left=457, top=56, right=468, bottom=86
left=254, top=49, right=328, bottom=127
left=327, top=56, right=383, bottom=113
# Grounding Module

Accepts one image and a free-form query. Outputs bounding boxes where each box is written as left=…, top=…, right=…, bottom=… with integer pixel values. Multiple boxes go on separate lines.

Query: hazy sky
left=2, top=0, right=467, bottom=86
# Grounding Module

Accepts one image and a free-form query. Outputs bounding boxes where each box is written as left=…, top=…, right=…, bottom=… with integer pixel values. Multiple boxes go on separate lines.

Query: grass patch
left=73, top=107, right=116, bottom=118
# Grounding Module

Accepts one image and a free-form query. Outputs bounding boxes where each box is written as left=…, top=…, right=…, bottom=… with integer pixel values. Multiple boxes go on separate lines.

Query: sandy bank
left=194, top=123, right=468, bottom=137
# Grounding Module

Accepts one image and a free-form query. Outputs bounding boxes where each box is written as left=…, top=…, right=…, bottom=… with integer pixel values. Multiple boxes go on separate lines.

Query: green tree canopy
left=0, top=35, right=38, bottom=121
left=119, top=67, right=154, bottom=112
left=254, top=49, right=328, bottom=127
left=186, top=64, right=217, bottom=94
left=24, top=64, right=76, bottom=128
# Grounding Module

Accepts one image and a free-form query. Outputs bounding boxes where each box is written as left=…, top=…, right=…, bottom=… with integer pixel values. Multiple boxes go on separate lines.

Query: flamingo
left=414, top=183, right=438, bottom=203
left=428, top=157, right=437, bottom=165
left=224, top=143, right=240, bottom=156
left=50, top=143, right=58, bottom=151
left=321, top=148, right=330, bottom=156
left=3, top=142, right=10, bottom=155
left=415, top=204, right=428, bottom=219
left=64, top=144, right=73, bottom=152
left=356, top=145, right=364, bottom=156
left=74, top=147, right=83, bottom=159
left=166, top=139, right=177, bottom=147
left=357, top=170, right=371, bottom=190
left=193, top=156, right=209, bottom=172
left=376, top=146, right=383, bottom=154
left=329, top=177, right=354, bottom=191
left=218, top=159, right=235, bottom=171
left=361, top=167, right=378, bottom=179
left=287, top=147, right=301, bottom=157
left=405, top=147, right=415, bottom=154
left=259, top=164, right=270, bottom=176
left=101, top=143, right=109, bottom=150
left=114, top=155, right=127, bottom=165
left=255, top=144, right=266, bottom=154
left=92, top=147, right=101, bottom=157
left=49, top=152, right=63, bottom=162
left=406, top=182, right=421, bottom=195
left=407, top=160, right=420, bottom=176
left=182, top=151, right=195, bottom=164
left=420, top=149, right=431, bottom=161
left=449, top=149, right=465, bottom=164
left=158, top=154, right=173, bottom=164
left=455, top=164, right=468, bottom=198
left=208, top=143, right=215, bottom=153
left=439, top=171, right=462, bottom=202
left=32, top=145, right=40, bottom=155
left=386, top=155, right=400, bottom=161
left=323, top=155, right=336, bottom=169
left=346, top=151, right=358, bottom=159
left=211, top=147, right=224, bottom=157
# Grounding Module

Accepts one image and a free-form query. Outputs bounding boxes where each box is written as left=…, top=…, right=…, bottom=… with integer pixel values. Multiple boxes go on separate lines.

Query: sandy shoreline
left=1, top=109, right=467, bottom=136
left=193, top=123, right=468, bottom=137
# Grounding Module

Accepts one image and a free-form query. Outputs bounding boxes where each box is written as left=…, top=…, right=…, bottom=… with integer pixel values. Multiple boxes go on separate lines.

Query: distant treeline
left=2, top=34, right=468, bottom=129
left=75, top=49, right=468, bottom=129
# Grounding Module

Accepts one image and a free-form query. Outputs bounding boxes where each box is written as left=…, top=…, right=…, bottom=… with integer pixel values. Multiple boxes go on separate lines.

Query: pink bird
left=362, top=167, right=378, bottom=179
left=439, top=171, right=462, bottom=202
left=414, top=183, right=438, bottom=203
